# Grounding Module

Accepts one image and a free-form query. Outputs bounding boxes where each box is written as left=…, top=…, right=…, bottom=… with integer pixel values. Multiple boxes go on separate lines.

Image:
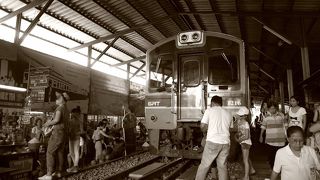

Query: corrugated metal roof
left=200, top=14, right=221, bottom=32
left=215, top=0, right=236, bottom=11
left=114, top=37, right=145, bottom=57
left=139, top=24, right=166, bottom=42
left=192, top=0, right=213, bottom=11
left=221, top=16, right=241, bottom=38
left=1, top=0, right=320, bottom=97
left=0, top=0, right=25, bottom=11
left=238, top=0, right=263, bottom=11
left=99, top=0, right=147, bottom=27
left=264, top=0, right=292, bottom=11
left=123, top=31, right=153, bottom=50
left=294, top=0, right=320, bottom=11
left=48, top=1, right=110, bottom=38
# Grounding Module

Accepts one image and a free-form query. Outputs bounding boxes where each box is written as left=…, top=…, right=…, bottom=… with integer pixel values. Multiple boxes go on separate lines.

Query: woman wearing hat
left=39, top=92, right=70, bottom=180
left=235, top=107, right=256, bottom=180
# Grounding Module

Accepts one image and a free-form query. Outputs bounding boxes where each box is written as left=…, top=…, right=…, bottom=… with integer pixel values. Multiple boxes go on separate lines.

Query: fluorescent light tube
left=0, top=84, right=27, bottom=92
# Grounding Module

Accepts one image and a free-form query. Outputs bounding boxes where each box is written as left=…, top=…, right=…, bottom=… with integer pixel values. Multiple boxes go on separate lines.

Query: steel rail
left=138, top=158, right=186, bottom=180
left=103, top=156, right=161, bottom=180
left=62, top=150, right=148, bottom=178
left=163, top=160, right=192, bottom=180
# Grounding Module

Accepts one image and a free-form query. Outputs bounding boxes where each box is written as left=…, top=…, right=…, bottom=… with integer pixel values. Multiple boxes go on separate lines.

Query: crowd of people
left=196, top=95, right=320, bottom=180
left=32, top=91, right=146, bottom=180
left=31, top=92, right=320, bottom=180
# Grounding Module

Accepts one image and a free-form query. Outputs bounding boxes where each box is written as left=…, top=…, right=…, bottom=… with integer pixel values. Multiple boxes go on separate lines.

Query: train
left=145, top=31, right=250, bottom=159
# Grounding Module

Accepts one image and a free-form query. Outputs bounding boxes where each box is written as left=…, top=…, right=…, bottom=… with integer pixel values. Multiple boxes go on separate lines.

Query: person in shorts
left=67, top=106, right=83, bottom=173
left=235, top=107, right=256, bottom=180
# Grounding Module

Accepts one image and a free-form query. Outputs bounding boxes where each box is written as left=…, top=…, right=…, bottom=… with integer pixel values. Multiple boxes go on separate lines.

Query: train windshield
left=208, top=54, right=238, bottom=84
left=206, top=36, right=240, bottom=86
left=148, top=41, right=175, bottom=92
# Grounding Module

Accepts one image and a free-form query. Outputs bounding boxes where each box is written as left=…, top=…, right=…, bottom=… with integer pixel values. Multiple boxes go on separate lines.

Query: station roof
left=1, top=0, right=320, bottom=101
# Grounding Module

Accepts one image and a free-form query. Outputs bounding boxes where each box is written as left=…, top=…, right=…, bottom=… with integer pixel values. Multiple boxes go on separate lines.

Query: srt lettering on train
left=148, top=101, right=160, bottom=106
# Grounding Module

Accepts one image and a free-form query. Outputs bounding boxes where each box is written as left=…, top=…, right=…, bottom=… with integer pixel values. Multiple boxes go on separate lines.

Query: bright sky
left=0, top=10, right=146, bottom=85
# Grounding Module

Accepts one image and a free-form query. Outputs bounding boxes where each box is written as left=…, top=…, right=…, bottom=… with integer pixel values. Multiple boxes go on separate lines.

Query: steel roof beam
left=126, top=0, right=167, bottom=38
left=269, top=1, right=294, bottom=81
left=184, top=0, right=206, bottom=30
left=0, top=14, right=144, bottom=73
left=251, top=17, right=293, bottom=45
left=111, top=56, right=146, bottom=67
left=93, top=0, right=159, bottom=44
left=0, top=0, right=48, bottom=24
left=236, top=0, right=246, bottom=40
left=69, top=16, right=172, bottom=51
left=59, top=0, right=145, bottom=55
left=257, top=84, right=270, bottom=94
left=130, top=64, right=146, bottom=80
left=16, top=0, right=128, bottom=57
left=90, top=37, right=119, bottom=68
left=209, top=0, right=225, bottom=33
left=17, top=0, right=54, bottom=45
left=297, top=68, right=320, bottom=87
left=252, top=82, right=269, bottom=94
left=156, top=0, right=186, bottom=31
left=178, top=11, right=320, bottom=18
left=251, top=62, right=276, bottom=81
left=169, top=0, right=195, bottom=30
left=257, top=0, right=266, bottom=85
left=251, top=46, right=286, bottom=70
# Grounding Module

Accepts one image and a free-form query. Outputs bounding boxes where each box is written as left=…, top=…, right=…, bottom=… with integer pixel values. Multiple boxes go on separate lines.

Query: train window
left=149, top=54, right=174, bottom=92
left=182, top=60, right=200, bottom=87
left=208, top=54, right=238, bottom=84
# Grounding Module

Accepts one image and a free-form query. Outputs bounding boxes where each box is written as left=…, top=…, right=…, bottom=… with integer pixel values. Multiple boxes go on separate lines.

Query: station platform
left=249, top=143, right=273, bottom=180
left=177, top=142, right=274, bottom=180
left=201, top=141, right=273, bottom=180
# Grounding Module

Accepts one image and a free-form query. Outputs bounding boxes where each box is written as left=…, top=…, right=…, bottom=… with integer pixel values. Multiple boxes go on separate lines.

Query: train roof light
left=176, top=31, right=205, bottom=48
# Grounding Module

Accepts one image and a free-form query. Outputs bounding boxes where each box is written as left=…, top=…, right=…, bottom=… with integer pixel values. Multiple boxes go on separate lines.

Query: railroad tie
left=176, top=165, right=198, bottom=180
left=128, top=162, right=165, bottom=179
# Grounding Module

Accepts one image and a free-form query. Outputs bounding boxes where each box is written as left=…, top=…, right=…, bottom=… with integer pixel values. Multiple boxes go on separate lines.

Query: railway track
left=63, top=151, right=200, bottom=180
left=105, top=157, right=198, bottom=180
left=63, top=150, right=155, bottom=180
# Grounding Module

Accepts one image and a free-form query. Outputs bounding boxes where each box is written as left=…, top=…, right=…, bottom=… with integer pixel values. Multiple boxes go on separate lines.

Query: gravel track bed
left=67, top=152, right=157, bottom=180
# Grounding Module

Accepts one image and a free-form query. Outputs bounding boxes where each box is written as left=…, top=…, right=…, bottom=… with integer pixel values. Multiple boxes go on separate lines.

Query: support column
left=87, top=46, right=92, bottom=67
left=127, top=64, right=130, bottom=105
left=274, top=88, right=279, bottom=103
left=287, top=69, right=294, bottom=99
left=14, top=13, right=22, bottom=44
left=279, top=82, right=285, bottom=113
left=301, top=47, right=310, bottom=80
left=87, top=46, right=92, bottom=114
left=300, top=18, right=310, bottom=104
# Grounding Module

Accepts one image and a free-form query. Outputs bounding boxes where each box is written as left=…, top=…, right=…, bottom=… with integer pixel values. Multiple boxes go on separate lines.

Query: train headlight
left=176, top=30, right=205, bottom=48
left=150, top=115, right=157, bottom=122
left=181, top=34, right=188, bottom=42
left=192, top=33, right=199, bottom=41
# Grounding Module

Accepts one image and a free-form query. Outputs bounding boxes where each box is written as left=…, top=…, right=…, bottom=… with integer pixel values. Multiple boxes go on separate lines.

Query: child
left=92, top=122, right=115, bottom=162
left=235, top=107, right=256, bottom=180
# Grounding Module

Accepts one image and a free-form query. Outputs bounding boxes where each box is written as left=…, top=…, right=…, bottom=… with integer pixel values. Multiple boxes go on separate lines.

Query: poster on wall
left=19, top=48, right=90, bottom=113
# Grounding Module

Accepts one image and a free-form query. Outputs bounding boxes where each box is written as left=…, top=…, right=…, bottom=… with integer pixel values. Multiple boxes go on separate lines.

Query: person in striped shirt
left=259, top=101, right=287, bottom=168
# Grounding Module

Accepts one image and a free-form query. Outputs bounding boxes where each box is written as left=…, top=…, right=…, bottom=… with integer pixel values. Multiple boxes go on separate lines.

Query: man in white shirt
left=271, top=126, right=320, bottom=180
left=195, top=96, right=233, bottom=180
